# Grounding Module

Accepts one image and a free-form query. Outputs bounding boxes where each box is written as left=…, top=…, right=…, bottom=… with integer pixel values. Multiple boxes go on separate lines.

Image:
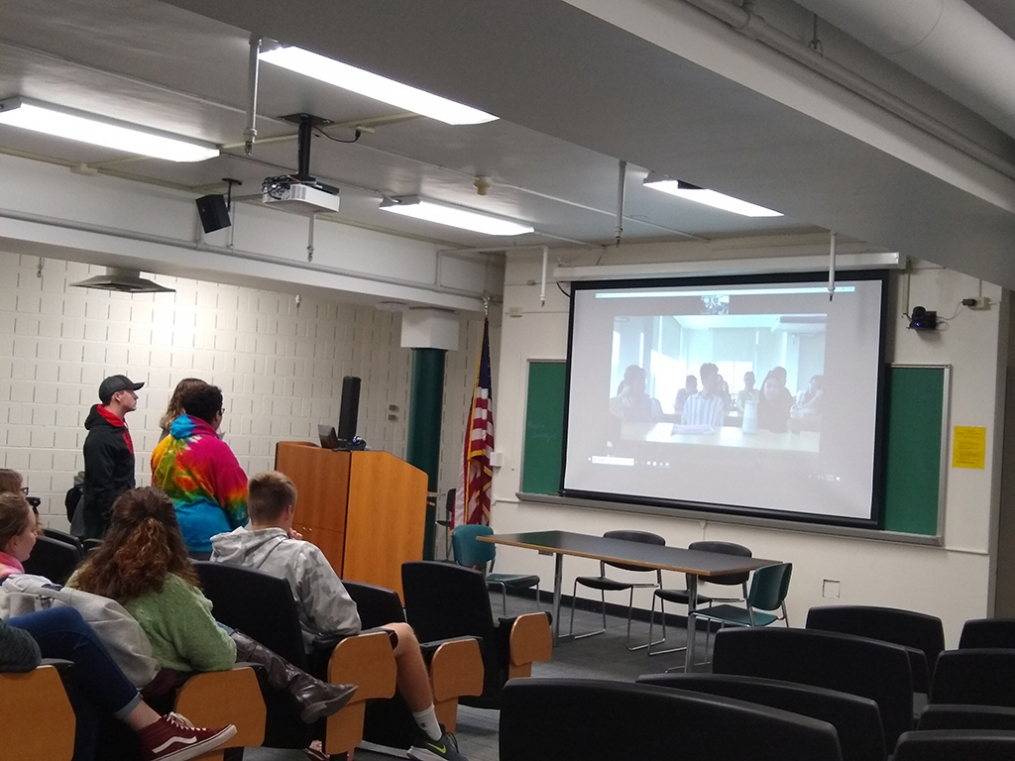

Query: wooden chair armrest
left=174, top=666, right=266, bottom=756
left=324, top=630, right=398, bottom=756
left=1, top=665, right=76, bottom=761
left=508, top=612, right=552, bottom=679
left=429, top=637, right=485, bottom=732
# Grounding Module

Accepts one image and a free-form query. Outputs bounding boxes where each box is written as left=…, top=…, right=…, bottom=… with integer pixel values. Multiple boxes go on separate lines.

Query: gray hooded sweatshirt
left=209, top=526, right=361, bottom=650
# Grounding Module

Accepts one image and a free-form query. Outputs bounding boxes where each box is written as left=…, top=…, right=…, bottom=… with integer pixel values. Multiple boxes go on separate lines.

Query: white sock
left=412, top=706, right=442, bottom=741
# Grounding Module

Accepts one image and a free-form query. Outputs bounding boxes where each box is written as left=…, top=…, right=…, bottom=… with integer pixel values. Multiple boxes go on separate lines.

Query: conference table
left=479, top=530, right=778, bottom=668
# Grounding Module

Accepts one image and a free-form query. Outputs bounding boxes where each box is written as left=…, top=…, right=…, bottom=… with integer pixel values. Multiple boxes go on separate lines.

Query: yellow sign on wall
left=952, top=426, right=987, bottom=469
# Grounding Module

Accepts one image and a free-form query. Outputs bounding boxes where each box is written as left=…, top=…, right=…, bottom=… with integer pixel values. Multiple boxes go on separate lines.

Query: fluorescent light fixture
left=260, top=46, right=497, bottom=126
left=0, top=97, right=219, bottom=162
left=644, top=173, right=782, bottom=217
left=380, top=196, right=534, bottom=236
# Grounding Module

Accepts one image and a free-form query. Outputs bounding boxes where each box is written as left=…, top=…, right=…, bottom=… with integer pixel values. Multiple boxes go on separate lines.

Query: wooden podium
left=274, top=442, right=428, bottom=597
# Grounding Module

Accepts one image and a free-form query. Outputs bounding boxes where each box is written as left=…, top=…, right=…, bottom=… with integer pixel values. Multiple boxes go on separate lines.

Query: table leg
left=552, top=552, right=563, bottom=644
left=686, top=574, right=699, bottom=671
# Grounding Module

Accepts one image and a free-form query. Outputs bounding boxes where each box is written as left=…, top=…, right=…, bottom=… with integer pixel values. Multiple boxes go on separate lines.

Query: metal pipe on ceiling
left=678, top=0, right=1015, bottom=181
left=793, top=0, right=1015, bottom=140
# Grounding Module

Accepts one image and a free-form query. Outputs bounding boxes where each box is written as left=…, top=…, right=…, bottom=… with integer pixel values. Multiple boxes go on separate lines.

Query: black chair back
left=500, top=678, right=843, bottom=761
left=806, top=605, right=943, bottom=692
left=40, top=528, right=83, bottom=552
left=959, top=618, right=1015, bottom=649
left=688, top=540, right=752, bottom=588
left=193, top=561, right=312, bottom=749
left=23, top=535, right=81, bottom=584
left=919, top=704, right=1015, bottom=731
left=601, top=530, right=665, bottom=573
left=194, top=561, right=307, bottom=668
left=403, top=560, right=544, bottom=708
left=638, top=672, right=884, bottom=761
left=402, top=561, right=495, bottom=643
left=713, top=626, right=914, bottom=749
left=343, top=580, right=406, bottom=629
left=893, top=729, right=1015, bottom=761
left=931, top=649, right=1015, bottom=707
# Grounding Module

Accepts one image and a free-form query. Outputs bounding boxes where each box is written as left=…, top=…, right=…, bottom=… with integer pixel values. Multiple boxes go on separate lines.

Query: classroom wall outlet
left=822, top=579, right=841, bottom=599
left=969, top=297, right=991, bottom=310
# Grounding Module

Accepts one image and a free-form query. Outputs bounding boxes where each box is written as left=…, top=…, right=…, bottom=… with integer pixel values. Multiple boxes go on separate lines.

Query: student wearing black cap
left=81, top=374, right=144, bottom=539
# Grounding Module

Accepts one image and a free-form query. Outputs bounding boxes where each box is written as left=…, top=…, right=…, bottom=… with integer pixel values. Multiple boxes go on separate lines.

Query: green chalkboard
left=520, top=362, right=947, bottom=536
left=881, top=366, right=947, bottom=535
left=521, top=361, right=567, bottom=494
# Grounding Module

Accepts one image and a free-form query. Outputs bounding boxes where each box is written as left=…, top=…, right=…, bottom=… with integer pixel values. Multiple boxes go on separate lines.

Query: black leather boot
left=231, top=630, right=357, bottom=723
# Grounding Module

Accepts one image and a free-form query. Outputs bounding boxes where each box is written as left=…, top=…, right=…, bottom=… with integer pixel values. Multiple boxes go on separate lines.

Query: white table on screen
left=621, top=422, right=820, bottom=452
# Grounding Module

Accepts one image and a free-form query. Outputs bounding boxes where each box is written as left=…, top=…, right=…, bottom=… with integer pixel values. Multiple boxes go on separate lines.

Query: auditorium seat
left=402, top=560, right=551, bottom=708
left=806, top=605, right=943, bottom=694
left=500, top=678, right=843, bottom=761
left=638, top=672, right=886, bottom=761
left=712, top=626, right=914, bottom=748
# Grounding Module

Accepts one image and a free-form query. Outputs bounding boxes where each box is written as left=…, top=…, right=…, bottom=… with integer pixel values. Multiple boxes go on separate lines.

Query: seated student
left=735, top=371, right=758, bottom=411
left=681, top=363, right=726, bottom=429
left=757, top=371, right=794, bottom=432
left=0, top=493, right=236, bottom=761
left=211, top=471, right=470, bottom=761
left=0, top=468, right=41, bottom=533
left=673, top=374, right=697, bottom=415
left=793, top=374, right=824, bottom=419
left=608, top=365, right=664, bottom=423
left=68, top=487, right=357, bottom=725
left=151, top=384, right=248, bottom=558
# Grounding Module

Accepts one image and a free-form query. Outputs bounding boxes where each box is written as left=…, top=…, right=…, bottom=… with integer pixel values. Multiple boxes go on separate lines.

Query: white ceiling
left=2, top=0, right=1015, bottom=286
left=0, top=0, right=816, bottom=253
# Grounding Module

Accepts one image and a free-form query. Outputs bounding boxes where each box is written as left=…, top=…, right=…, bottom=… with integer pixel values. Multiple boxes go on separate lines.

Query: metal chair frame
left=567, top=530, right=665, bottom=651
left=647, top=541, right=751, bottom=657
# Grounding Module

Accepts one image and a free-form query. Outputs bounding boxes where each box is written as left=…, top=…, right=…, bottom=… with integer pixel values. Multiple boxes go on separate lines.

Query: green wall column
left=406, top=347, right=446, bottom=560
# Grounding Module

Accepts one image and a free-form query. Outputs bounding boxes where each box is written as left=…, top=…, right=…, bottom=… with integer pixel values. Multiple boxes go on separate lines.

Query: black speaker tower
left=337, top=376, right=362, bottom=445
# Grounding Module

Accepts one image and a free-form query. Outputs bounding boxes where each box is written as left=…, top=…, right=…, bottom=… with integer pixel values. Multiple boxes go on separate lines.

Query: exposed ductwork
left=793, top=0, right=1015, bottom=139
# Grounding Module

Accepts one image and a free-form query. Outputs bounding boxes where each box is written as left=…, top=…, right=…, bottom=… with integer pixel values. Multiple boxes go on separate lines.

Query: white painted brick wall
left=0, top=251, right=484, bottom=532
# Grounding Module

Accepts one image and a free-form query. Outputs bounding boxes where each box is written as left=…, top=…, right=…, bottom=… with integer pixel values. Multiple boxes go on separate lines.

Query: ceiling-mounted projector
left=262, top=112, right=340, bottom=215
left=262, top=178, right=340, bottom=214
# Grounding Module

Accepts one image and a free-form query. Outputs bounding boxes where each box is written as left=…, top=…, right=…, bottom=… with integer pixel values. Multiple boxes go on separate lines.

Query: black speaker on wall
left=195, top=194, right=231, bottom=233
left=337, top=376, right=362, bottom=442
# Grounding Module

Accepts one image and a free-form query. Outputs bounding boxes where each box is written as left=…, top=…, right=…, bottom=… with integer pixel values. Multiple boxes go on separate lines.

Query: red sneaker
left=138, top=712, right=237, bottom=761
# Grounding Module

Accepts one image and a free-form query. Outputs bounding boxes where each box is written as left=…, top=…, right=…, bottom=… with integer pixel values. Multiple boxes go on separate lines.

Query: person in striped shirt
left=681, top=362, right=726, bottom=429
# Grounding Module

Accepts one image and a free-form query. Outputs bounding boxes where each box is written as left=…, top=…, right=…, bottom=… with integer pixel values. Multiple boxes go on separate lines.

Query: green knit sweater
left=125, top=574, right=236, bottom=673
left=70, top=572, right=236, bottom=673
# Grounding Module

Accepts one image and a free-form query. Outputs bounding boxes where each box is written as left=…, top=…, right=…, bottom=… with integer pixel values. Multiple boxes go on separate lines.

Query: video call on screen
left=562, top=271, right=888, bottom=526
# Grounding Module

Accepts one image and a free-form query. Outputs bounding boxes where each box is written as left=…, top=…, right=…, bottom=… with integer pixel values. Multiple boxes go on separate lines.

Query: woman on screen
left=609, top=365, right=664, bottom=423
left=757, top=371, right=793, bottom=432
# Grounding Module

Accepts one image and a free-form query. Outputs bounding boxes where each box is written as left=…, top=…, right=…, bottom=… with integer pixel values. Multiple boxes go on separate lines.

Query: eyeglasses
left=20, top=486, right=29, bottom=495
left=219, top=408, right=225, bottom=415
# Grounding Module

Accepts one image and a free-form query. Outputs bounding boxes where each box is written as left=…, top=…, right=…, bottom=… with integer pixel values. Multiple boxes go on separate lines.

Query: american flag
left=454, top=318, right=494, bottom=527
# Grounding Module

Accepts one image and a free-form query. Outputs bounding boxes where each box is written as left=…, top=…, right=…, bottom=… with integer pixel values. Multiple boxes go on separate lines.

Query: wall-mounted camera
left=908, top=306, right=937, bottom=331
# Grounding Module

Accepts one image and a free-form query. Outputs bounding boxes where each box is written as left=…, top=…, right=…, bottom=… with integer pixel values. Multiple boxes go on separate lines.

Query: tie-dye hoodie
left=151, top=414, right=248, bottom=554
